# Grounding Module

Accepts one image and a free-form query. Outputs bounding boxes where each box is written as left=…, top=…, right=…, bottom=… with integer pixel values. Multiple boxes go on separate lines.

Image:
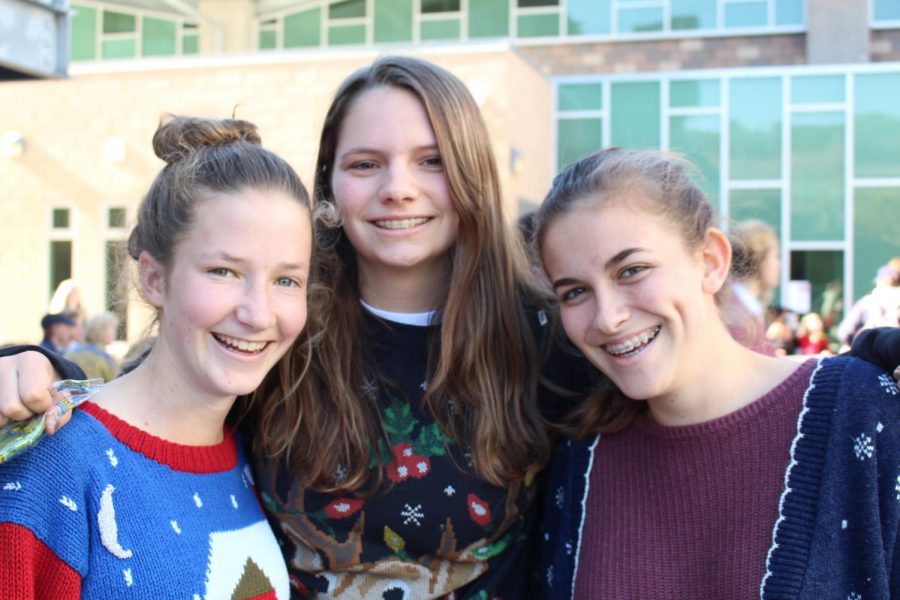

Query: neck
left=645, top=322, right=796, bottom=427
left=358, top=261, right=449, bottom=313
left=92, top=352, right=233, bottom=445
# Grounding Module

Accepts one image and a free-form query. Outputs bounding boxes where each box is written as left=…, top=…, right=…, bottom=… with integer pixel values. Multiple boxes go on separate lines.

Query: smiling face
left=330, top=86, right=459, bottom=296
left=143, top=187, right=311, bottom=402
left=541, top=197, right=723, bottom=405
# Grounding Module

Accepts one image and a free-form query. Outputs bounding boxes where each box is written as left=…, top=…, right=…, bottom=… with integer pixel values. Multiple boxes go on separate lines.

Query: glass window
left=775, top=0, right=803, bottom=25
left=183, top=23, right=199, bottom=54
left=791, top=112, right=844, bottom=241
left=103, top=10, right=136, bottom=34
left=421, top=19, right=461, bottom=40
left=518, top=13, right=559, bottom=37
left=791, top=75, right=844, bottom=104
left=670, top=115, right=721, bottom=207
left=671, top=0, right=716, bottom=30
left=330, top=0, right=366, bottom=19
left=284, top=9, right=321, bottom=48
left=50, top=241, right=72, bottom=296
left=422, top=0, right=460, bottom=12
left=328, top=24, right=366, bottom=44
left=557, top=118, right=603, bottom=172
left=789, top=250, right=843, bottom=325
left=729, top=189, right=781, bottom=237
left=70, top=4, right=97, bottom=61
left=105, top=240, right=128, bottom=339
left=259, top=29, right=277, bottom=50
left=729, top=77, right=781, bottom=180
left=52, top=208, right=70, bottom=229
left=670, top=79, right=720, bottom=108
left=854, top=187, right=900, bottom=299
left=618, top=7, right=664, bottom=33
left=610, top=82, right=660, bottom=149
left=854, top=73, right=900, bottom=178
left=108, top=207, right=127, bottom=229
left=469, top=0, right=509, bottom=37
left=519, top=0, right=557, bottom=6
left=558, top=83, right=603, bottom=111
left=568, top=0, right=610, bottom=34
left=724, top=1, right=767, bottom=27
left=102, top=39, right=136, bottom=59
left=873, top=0, right=900, bottom=21
left=375, top=0, right=413, bottom=42
left=142, top=17, right=177, bottom=57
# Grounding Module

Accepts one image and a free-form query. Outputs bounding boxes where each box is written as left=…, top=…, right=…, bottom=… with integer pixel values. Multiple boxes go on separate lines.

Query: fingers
left=45, top=407, right=74, bottom=435
left=0, top=352, right=58, bottom=426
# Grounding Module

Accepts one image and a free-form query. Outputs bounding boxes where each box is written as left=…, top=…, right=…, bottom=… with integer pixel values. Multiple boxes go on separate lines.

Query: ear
left=699, top=227, right=732, bottom=295
left=138, top=251, right=166, bottom=308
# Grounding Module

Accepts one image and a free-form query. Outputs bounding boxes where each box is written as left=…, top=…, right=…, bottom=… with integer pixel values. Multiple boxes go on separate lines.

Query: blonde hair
left=84, top=311, right=119, bottom=345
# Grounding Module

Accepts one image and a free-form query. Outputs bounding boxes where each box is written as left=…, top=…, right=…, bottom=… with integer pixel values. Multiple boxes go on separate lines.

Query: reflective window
left=729, top=77, right=781, bottom=180
left=611, top=82, right=660, bottom=149
left=854, top=73, right=900, bottom=178
left=791, top=112, right=844, bottom=241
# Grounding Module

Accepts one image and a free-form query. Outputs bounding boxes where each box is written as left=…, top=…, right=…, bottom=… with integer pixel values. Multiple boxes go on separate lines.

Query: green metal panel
left=422, top=0, right=460, bottom=11
left=421, top=18, right=460, bottom=40
left=729, top=77, right=781, bottom=180
left=791, top=112, right=844, bottom=241
left=468, top=0, right=509, bottom=37
left=182, top=34, right=198, bottom=54
left=330, top=0, right=365, bottom=19
left=610, top=82, right=660, bottom=149
left=670, top=115, right=721, bottom=208
left=558, top=83, right=603, bottom=111
left=259, top=30, right=276, bottom=49
left=854, top=187, right=900, bottom=299
left=517, top=13, right=559, bottom=37
left=557, top=118, right=603, bottom=172
left=567, top=0, right=610, bottom=34
left=775, top=0, right=803, bottom=25
left=70, top=4, right=97, bottom=61
left=102, top=38, right=136, bottom=59
left=328, top=24, right=366, bottom=44
left=854, top=73, right=900, bottom=178
left=671, top=0, right=716, bottom=30
left=791, top=75, right=844, bottom=104
left=729, top=189, right=781, bottom=237
left=374, top=0, right=413, bottom=42
left=519, top=0, right=557, bottom=6
left=142, top=17, right=177, bottom=57
left=284, top=8, right=321, bottom=47
left=874, top=0, right=900, bottom=20
left=670, top=79, right=720, bottom=108
left=103, top=10, right=136, bottom=33
left=618, top=7, right=664, bottom=32
left=724, top=1, right=767, bottom=27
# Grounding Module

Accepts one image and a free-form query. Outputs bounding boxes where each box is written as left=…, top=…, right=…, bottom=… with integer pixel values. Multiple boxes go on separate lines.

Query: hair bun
left=153, top=115, right=262, bottom=164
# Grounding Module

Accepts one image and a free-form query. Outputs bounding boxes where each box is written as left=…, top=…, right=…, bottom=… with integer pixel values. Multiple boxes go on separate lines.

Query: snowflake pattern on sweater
left=0, top=402, right=289, bottom=599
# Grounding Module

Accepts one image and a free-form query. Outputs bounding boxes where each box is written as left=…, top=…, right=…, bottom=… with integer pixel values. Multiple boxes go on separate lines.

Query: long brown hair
left=253, top=56, right=552, bottom=492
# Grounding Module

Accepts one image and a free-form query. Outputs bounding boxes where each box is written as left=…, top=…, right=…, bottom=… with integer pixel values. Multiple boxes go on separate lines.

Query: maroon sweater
left=574, top=359, right=816, bottom=599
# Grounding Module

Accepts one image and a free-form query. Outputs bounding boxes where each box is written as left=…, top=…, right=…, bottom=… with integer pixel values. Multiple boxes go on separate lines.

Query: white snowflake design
left=444, top=485, right=455, bottom=497
left=555, top=486, right=565, bottom=509
left=878, top=373, right=898, bottom=396
left=895, top=474, right=900, bottom=503
left=852, top=434, right=875, bottom=461
left=546, top=565, right=554, bottom=587
left=847, top=592, right=862, bottom=600
left=420, top=380, right=428, bottom=391
left=401, top=503, right=424, bottom=526
left=334, top=464, right=347, bottom=484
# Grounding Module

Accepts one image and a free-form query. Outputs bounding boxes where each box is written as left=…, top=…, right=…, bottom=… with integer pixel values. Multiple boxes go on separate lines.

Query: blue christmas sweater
left=0, top=401, right=290, bottom=599
left=539, top=355, right=900, bottom=599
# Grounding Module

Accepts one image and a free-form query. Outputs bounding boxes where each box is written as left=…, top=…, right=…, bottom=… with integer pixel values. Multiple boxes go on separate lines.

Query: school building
left=1, top=0, right=898, bottom=346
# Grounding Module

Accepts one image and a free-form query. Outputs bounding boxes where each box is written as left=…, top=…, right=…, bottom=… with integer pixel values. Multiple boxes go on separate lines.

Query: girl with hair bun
left=0, top=115, right=312, bottom=599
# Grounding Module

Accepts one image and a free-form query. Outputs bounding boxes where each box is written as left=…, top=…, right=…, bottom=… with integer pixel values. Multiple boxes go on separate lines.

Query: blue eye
left=422, top=155, right=443, bottom=168
left=276, top=277, right=300, bottom=288
left=209, top=267, right=234, bottom=277
left=620, top=266, right=646, bottom=279
left=561, top=287, right=585, bottom=302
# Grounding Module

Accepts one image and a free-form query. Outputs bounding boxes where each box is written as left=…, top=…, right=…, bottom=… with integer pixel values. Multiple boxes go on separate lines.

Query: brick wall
left=517, top=34, right=807, bottom=76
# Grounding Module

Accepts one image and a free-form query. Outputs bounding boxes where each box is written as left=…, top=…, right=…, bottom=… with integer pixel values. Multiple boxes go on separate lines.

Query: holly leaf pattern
left=384, top=401, right=416, bottom=438
left=413, top=422, right=448, bottom=458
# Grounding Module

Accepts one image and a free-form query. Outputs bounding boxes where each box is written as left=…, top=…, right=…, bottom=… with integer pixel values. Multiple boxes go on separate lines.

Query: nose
left=235, top=280, right=276, bottom=330
left=378, top=161, right=417, bottom=203
left=588, top=288, right=629, bottom=338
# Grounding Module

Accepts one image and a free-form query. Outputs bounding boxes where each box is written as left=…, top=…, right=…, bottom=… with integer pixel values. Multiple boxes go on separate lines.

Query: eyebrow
left=205, top=251, right=308, bottom=271
left=551, top=247, right=645, bottom=291
left=337, top=144, right=439, bottom=161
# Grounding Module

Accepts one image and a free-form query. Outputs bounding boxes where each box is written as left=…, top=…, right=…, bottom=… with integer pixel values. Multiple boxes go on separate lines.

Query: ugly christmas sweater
left=0, top=401, right=290, bottom=599
left=539, top=354, right=900, bottom=600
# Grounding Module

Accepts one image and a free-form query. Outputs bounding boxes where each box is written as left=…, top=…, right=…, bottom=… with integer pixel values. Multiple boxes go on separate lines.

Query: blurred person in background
left=728, top=219, right=781, bottom=354
left=38, top=313, right=75, bottom=354
left=64, top=311, right=120, bottom=382
left=838, top=257, right=900, bottom=349
left=795, top=312, right=833, bottom=356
